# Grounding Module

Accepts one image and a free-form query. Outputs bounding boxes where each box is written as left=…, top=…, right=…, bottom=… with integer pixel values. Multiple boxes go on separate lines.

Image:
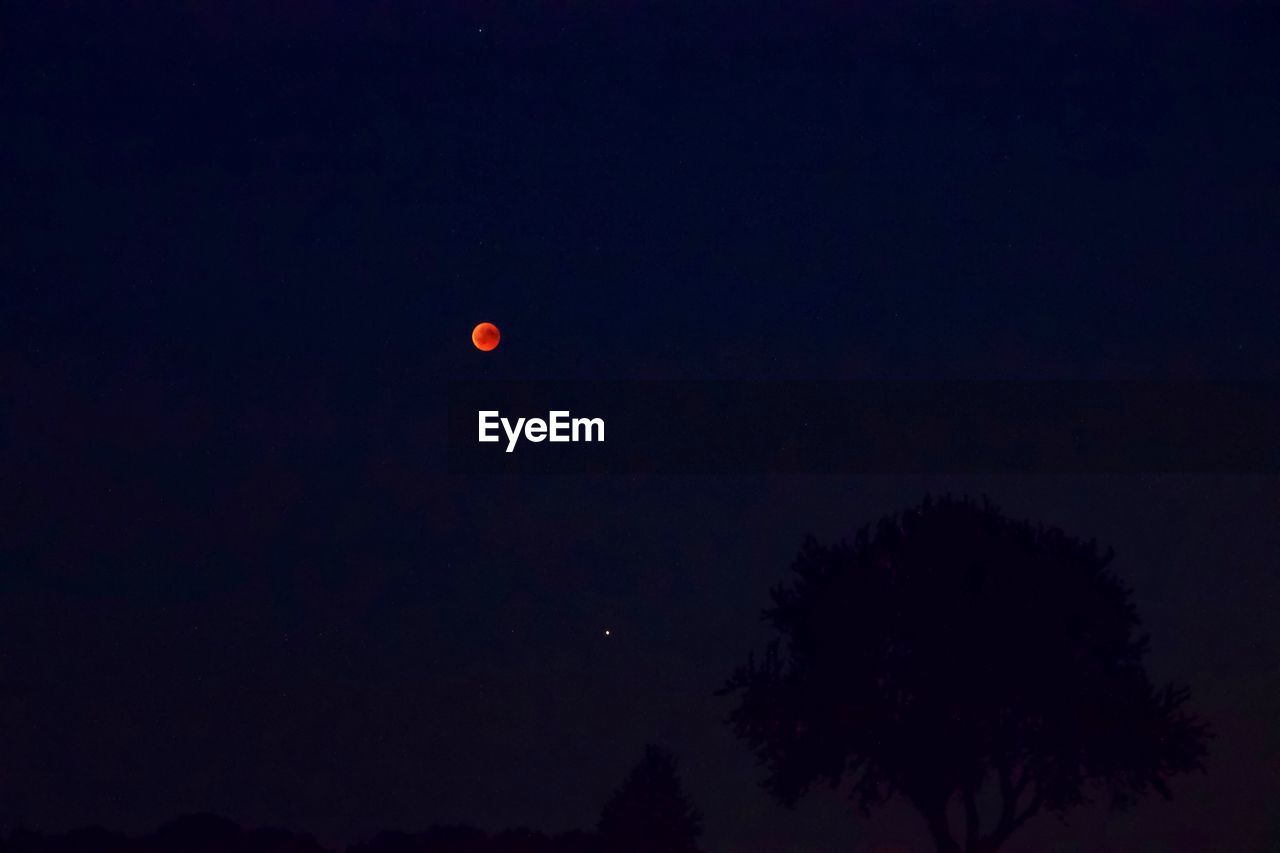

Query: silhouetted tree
left=490, top=828, right=555, bottom=853
left=1, top=821, right=604, bottom=853
left=597, top=745, right=702, bottom=853
left=0, top=815, right=328, bottom=853
left=2, top=827, right=132, bottom=853
left=543, top=830, right=600, bottom=853
left=721, top=496, right=1209, bottom=853
left=346, top=825, right=601, bottom=853
left=347, top=826, right=487, bottom=853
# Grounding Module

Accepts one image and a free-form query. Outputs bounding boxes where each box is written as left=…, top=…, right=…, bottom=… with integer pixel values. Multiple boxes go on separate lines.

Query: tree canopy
left=721, top=495, right=1209, bottom=853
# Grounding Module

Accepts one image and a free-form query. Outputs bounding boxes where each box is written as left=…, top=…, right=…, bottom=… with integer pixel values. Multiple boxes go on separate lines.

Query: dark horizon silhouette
left=1, top=744, right=704, bottom=853
left=2, top=498, right=1216, bottom=853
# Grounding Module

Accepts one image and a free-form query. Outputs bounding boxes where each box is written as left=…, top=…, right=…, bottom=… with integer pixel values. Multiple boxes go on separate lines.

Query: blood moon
left=471, top=322, right=500, bottom=352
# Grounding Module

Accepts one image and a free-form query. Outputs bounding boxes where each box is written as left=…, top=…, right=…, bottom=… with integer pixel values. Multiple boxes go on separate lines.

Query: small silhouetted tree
left=721, top=496, right=1208, bottom=853
left=597, top=745, right=702, bottom=853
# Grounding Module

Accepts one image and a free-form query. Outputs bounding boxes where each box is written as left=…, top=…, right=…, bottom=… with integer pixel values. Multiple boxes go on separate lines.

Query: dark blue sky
left=3, top=3, right=1279, bottom=852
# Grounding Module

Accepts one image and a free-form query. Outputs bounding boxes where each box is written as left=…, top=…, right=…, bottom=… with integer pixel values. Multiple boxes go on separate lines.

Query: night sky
left=4, top=2, right=1280, bottom=852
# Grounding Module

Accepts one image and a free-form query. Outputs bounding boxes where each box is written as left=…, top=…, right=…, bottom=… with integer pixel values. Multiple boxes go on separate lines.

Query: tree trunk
left=924, top=808, right=963, bottom=853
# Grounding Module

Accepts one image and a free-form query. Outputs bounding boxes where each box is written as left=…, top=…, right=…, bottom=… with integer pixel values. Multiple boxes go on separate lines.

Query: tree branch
left=924, top=804, right=961, bottom=853
left=1012, top=769, right=1031, bottom=803
left=962, top=789, right=981, bottom=852
left=985, top=778, right=1043, bottom=852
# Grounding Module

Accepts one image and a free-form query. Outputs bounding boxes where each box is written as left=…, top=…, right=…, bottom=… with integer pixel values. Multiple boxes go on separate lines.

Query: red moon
left=471, top=322, right=500, bottom=352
